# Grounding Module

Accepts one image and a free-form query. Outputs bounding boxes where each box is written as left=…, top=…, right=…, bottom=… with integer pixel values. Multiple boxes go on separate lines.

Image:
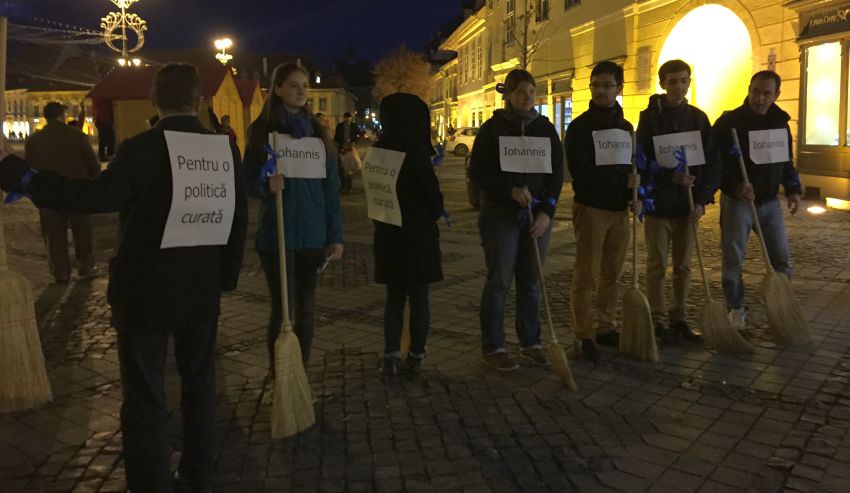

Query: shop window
left=805, top=42, right=841, bottom=146
left=565, top=0, right=580, bottom=10
left=537, top=0, right=550, bottom=21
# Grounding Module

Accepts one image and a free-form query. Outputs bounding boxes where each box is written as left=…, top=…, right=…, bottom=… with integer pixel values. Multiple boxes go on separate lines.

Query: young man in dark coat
left=0, top=63, right=248, bottom=493
left=565, top=61, right=642, bottom=363
left=636, top=59, right=713, bottom=343
left=371, top=93, right=445, bottom=377
left=711, top=70, right=802, bottom=331
left=469, top=69, right=564, bottom=371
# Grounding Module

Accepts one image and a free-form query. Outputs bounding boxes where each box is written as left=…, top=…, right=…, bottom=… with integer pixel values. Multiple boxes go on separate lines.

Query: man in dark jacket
left=565, top=61, right=641, bottom=363
left=636, top=59, right=713, bottom=343
left=711, top=70, right=802, bottom=331
left=1, top=63, right=248, bottom=493
left=334, top=112, right=360, bottom=193
left=26, top=102, right=102, bottom=283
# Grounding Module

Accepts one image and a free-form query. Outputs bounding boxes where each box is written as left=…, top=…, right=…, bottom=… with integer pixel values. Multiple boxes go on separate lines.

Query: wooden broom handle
left=681, top=147, right=712, bottom=298
left=631, top=133, right=639, bottom=288
left=730, top=128, right=774, bottom=273
left=272, top=133, right=293, bottom=331
left=528, top=205, right=559, bottom=345
left=0, top=191, right=7, bottom=271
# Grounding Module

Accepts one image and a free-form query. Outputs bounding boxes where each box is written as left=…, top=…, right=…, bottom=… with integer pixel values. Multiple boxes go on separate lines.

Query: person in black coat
left=469, top=69, right=564, bottom=371
left=0, top=63, right=248, bottom=493
left=334, top=112, right=360, bottom=193
left=372, top=93, right=444, bottom=377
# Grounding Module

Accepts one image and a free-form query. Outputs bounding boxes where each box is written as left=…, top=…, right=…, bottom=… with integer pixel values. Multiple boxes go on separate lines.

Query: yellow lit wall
left=805, top=42, right=841, bottom=146
left=657, top=4, right=753, bottom=123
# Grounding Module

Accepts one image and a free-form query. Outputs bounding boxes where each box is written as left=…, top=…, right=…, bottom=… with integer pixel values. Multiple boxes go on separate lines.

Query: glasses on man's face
left=590, top=82, right=619, bottom=90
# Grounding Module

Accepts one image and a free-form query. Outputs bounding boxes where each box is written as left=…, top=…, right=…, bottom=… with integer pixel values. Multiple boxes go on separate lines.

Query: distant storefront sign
left=800, top=5, right=850, bottom=40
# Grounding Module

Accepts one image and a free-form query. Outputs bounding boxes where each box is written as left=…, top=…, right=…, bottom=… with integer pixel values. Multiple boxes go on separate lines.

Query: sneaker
left=581, top=339, right=600, bottom=364
left=729, top=308, right=747, bottom=331
left=654, top=322, right=673, bottom=345
left=518, top=347, right=550, bottom=367
left=403, top=355, right=424, bottom=376
left=595, top=329, right=620, bottom=347
left=483, top=352, right=519, bottom=371
left=382, top=356, right=401, bottom=378
left=671, top=320, right=701, bottom=342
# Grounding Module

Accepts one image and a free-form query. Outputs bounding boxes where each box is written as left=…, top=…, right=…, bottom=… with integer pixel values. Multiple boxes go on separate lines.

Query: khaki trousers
left=570, top=203, right=629, bottom=340
left=644, top=215, right=695, bottom=324
left=39, top=209, right=95, bottom=282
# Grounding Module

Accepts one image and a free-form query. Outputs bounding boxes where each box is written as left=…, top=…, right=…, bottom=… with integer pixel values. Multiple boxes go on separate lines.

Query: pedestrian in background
left=244, top=63, right=344, bottom=374
left=334, top=111, right=360, bottom=193
left=25, top=101, right=101, bottom=283
left=565, top=61, right=642, bottom=363
left=469, top=69, right=564, bottom=371
left=372, top=93, right=445, bottom=377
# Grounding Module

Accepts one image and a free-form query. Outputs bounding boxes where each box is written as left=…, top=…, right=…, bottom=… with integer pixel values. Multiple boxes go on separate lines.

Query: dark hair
left=43, top=102, right=66, bottom=119
left=750, top=70, right=781, bottom=92
left=591, top=61, right=624, bottom=86
left=658, top=59, right=691, bottom=83
left=343, top=112, right=352, bottom=118
left=497, top=69, right=536, bottom=99
left=151, top=63, right=200, bottom=112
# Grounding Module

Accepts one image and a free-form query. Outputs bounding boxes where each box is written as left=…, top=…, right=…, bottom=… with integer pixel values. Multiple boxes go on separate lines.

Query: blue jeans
left=720, top=194, right=792, bottom=310
left=478, top=202, right=550, bottom=354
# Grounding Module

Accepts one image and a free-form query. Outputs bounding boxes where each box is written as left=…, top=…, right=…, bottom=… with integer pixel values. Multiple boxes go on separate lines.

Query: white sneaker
left=729, top=307, right=747, bottom=331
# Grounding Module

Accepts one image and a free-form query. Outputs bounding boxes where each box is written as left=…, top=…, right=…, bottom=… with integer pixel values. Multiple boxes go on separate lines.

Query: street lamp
left=214, top=37, right=233, bottom=65
left=101, top=0, right=147, bottom=67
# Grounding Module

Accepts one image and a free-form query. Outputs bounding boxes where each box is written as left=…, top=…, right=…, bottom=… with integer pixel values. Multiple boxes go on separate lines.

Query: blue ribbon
left=432, top=143, right=445, bottom=166
left=441, top=210, right=452, bottom=228
left=260, top=144, right=277, bottom=185
left=516, top=196, right=557, bottom=225
left=673, top=147, right=687, bottom=173
left=729, top=145, right=743, bottom=159
left=3, top=169, right=35, bottom=204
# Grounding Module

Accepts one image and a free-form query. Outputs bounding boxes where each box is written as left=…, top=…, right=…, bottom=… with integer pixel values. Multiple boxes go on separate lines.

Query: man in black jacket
left=565, top=61, right=641, bottom=363
left=711, top=70, right=802, bottom=331
left=1, top=63, right=248, bottom=493
left=636, top=59, right=713, bottom=343
left=334, top=112, right=360, bottom=193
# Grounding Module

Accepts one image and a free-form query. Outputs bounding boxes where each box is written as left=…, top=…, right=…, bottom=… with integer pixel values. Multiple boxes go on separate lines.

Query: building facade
left=431, top=0, right=850, bottom=201
left=4, top=89, right=93, bottom=140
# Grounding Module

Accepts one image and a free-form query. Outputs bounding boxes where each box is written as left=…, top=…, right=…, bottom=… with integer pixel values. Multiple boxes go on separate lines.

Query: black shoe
left=581, top=339, right=600, bottom=364
left=671, top=320, right=701, bottom=343
left=595, top=330, right=620, bottom=347
left=482, top=352, right=519, bottom=371
left=174, top=475, right=213, bottom=493
left=403, top=355, right=423, bottom=376
left=382, top=356, right=401, bottom=378
left=654, top=322, right=673, bottom=345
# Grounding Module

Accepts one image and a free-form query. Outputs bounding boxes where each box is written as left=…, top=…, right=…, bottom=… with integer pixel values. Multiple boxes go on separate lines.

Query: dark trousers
left=39, top=209, right=95, bottom=282
left=338, top=162, right=353, bottom=193
left=383, top=283, right=430, bottom=356
left=259, top=249, right=323, bottom=371
left=114, top=313, right=218, bottom=493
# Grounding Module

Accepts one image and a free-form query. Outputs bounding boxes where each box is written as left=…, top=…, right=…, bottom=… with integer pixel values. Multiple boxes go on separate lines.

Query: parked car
left=445, top=127, right=479, bottom=157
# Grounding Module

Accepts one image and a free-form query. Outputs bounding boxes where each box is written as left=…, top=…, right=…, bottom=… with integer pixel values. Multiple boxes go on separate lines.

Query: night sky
left=23, top=0, right=465, bottom=65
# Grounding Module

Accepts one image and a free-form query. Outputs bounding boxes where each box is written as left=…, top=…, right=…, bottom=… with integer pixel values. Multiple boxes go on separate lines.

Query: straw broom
left=270, top=137, right=316, bottom=439
left=0, top=191, right=53, bottom=412
left=730, top=129, right=810, bottom=345
left=619, top=138, right=658, bottom=362
left=527, top=205, right=577, bottom=391
left=681, top=148, right=752, bottom=353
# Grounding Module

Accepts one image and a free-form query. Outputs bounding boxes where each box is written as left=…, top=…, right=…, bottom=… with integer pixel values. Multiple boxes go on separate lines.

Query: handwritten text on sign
left=748, top=129, right=790, bottom=165
left=498, top=136, right=552, bottom=174
left=162, top=131, right=235, bottom=249
left=362, top=147, right=404, bottom=227
left=652, top=130, right=706, bottom=168
left=269, top=132, right=327, bottom=178
left=592, top=129, right=632, bottom=166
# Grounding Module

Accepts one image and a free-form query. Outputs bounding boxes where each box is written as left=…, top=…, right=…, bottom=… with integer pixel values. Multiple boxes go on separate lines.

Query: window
left=506, top=16, right=515, bottom=44
left=537, top=0, right=550, bottom=21
left=565, top=0, right=580, bottom=9
left=804, top=42, right=842, bottom=146
left=476, top=37, right=483, bottom=80
left=319, top=97, right=328, bottom=112
left=506, top=0, right=515, bottom=14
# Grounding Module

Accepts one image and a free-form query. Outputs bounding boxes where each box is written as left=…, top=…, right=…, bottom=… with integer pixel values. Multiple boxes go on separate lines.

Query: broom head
left=620, top=287, right=658, bottom=362
left=0, top=271, right=52, bottom=412
left=545, top=342, right=578, bottom=391
left=762, top=272, right=811, bottom=345
left=700, top=298, right=752, bottom=353
left=271, top=328, right=315, bottom=439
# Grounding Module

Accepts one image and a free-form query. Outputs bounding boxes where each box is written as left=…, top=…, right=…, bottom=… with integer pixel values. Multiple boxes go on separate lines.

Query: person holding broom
left=710, top=70, right=802, bottom=331
left=636, top=59, right=713, bottom=344
left=371, top=93, right=445, bottom=377
left=244, top=63, right=344, bottom=374
left=469, top=68, right=564, bottom=371
left=0, top=63, right=248, bottom=493
left=565, top=61, right=642, bottom=363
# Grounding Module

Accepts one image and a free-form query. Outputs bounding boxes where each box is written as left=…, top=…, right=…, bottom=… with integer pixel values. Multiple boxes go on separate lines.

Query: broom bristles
left=700, top=298, right=752, bottom=353
left=0, top=271, right=52, bottom=412
left=763, top=272, right=811, bottom=345
left=271, top=330, right=315, bottom=439
left=545, top=343, right=578, bottom=391
left=620, top=288, right=658, bottom=362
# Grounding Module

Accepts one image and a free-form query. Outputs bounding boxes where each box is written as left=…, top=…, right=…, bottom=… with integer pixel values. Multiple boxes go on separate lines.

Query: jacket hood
left=377, top=93, right=432, bottom=154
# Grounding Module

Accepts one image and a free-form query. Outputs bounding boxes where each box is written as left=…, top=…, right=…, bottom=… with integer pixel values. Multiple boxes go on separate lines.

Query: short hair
left=43, top=102, right=66, bottom=119
left=151, top=63, right=201, bottom=112
left=591, top=61, right=624, bottom=86
left=501, top=69, right=536, bottom=94
left=658, top=59, right=691, bottom=83
left=343, top=112, right=352, bottom=118
left=750, top=70, right=781, bottom=92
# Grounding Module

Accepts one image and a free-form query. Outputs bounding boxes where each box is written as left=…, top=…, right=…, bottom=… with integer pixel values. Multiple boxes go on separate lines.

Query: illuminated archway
left=657, top=4, right=753, bottom=122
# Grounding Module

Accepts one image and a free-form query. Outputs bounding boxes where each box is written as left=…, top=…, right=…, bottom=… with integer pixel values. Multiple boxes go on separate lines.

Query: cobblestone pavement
left=2, top=155, right=850, bottom=492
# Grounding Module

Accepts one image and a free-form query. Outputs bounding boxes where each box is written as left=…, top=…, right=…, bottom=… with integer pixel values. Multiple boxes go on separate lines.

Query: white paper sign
left=652, top=131, right=706, bottom=168
left=592, top=129, right=632, bottom=166
left=498, top=136, right=552, bottom=174
left=748, top=129, right=790, bottom=165
left=362, top=146, right=404, bottom=226
left=161, top=131, right=235, bottom=249
left=269, top=132, right=327, bottom=178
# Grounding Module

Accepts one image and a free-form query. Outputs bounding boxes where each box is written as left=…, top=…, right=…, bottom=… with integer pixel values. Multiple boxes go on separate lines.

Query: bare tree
left=372, top=45, right=434, bottom=104
left=511, top=0, right=551, bottom=69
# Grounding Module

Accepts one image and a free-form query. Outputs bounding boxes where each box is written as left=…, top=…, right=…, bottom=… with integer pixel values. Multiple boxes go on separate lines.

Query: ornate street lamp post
left=101, top=0, right=147, bottom=67
left=214, top=37, right=233, bottom=65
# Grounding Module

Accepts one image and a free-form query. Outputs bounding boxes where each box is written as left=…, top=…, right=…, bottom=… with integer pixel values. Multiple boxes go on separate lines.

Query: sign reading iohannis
left=269, top=133, right=327, bottom=179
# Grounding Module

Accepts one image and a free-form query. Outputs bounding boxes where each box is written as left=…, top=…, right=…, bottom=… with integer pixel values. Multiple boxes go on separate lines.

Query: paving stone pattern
left=1, top=157, right=850, bottom=492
